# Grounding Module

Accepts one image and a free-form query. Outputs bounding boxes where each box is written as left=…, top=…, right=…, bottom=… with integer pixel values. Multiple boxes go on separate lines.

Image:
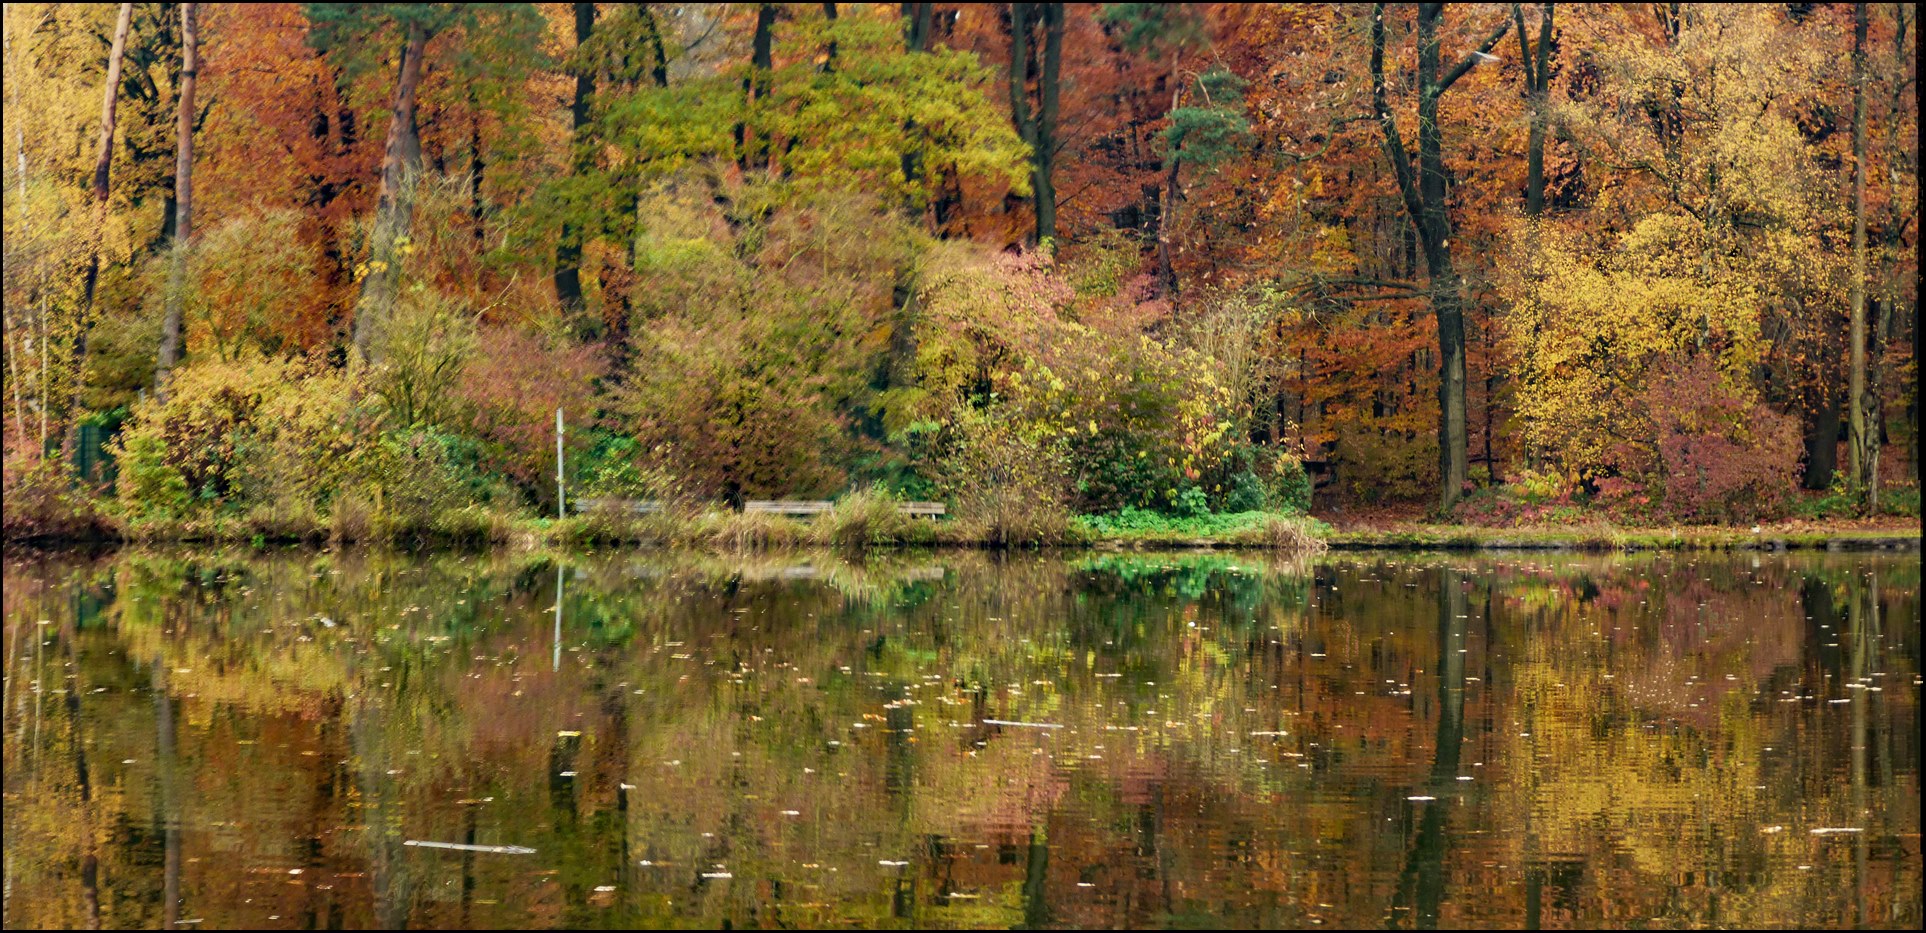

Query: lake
left=3, top=547, right=1919, bottom=929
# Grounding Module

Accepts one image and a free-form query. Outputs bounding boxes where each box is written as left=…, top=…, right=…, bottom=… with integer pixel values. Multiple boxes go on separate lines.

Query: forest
left=1, top=2, right=1918, bottom=546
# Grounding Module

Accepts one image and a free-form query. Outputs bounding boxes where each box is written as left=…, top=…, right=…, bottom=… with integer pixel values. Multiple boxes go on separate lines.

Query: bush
left=1257, top=448, right=1313, bottom=514
left=1, top=456, right=111, bottom=540
left=1223, top=470, right=1269, bottom=513
left=1641, top=356, right=1800, bottom=522
left=110, top=353, right=515, bottom=542
left=941, top=406, right=1072, bottom=546
left=455, top=325, right=605, bottom=504
left=814, top=486, right=934, bottom=547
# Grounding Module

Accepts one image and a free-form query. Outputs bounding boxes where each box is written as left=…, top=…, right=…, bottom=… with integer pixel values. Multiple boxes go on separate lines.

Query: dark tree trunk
left=903, top=1, right=932, bottom=51
left=157, top=2, right=197, bottom=400
left=1007, top=3, right=1062, bottom=246
left=643, top=5, right=669, bottom=87
left=553, top=2, right=595, bottom=314
left=900, top=3, right=934, bottom=214
left=1370, top=2, right=1510, bottom=513
left=353, top=19, right=428, bottom=363
left=737, top=4, right=777, bottom=173
left=1848, top=1, right=1871, bottom=502
left=468, top=92, right=485, bottom=253
left=1008, top=4, right=1033, bottom=195
left=821, top=3, right=838, bottom=72
left=1803, top=384, right=1844, bottom=489
left=68, top=2, right=133, bottom=441
left=1034, top=2, right=1062, bottom=243
left=1513, top=3, right=1553, bottom=216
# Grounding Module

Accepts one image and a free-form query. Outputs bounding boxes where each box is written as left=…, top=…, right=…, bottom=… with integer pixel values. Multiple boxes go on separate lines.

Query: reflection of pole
left=554, top=564, right=563, bottom=673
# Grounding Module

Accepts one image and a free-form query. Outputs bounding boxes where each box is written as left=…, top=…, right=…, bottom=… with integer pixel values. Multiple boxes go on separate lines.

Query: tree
left=1101, top=3, right=1247, bottom=295
left=552, top=2, right=596, bottom=315
left=1007, top=3, right=1063, bottom=244
left=306, top=3, right=542, bottom=363
left=156, top=2, right=198, bottom=400
left=64, top=2, right=133, bottom=443
left=1511, top=3, right=1553, bottom=217
left=1847, top=1, right=1873, bottom=508
left=1369, top=2, right=1512, bottom=512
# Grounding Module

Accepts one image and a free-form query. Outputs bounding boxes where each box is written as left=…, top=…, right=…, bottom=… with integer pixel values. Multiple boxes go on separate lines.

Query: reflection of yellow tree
left=3, top=549, right=1917, bottom=928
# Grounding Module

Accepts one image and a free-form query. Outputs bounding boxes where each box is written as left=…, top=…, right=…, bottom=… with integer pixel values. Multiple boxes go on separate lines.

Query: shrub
left=941, top=405, right=1072, bottom=546
left=814, top=486, right=934, bottom=547
left=1641, top=357, right=1800, bottom=522
left=1257, top=449, right=1313, bottom=514
left=1223, top=470, right=1269, bottom=513
left=455, top=325, right=605, bottom=504
left=111, top=353, right=515, bottom=541
left=1, top=456, right=110, bottom=540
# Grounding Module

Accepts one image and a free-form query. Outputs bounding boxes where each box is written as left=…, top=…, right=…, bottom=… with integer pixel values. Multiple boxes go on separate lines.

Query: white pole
left=555, top=406, right=565, bottom=519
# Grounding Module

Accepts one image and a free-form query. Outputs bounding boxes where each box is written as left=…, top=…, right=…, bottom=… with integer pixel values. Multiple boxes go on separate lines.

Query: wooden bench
left=573, top=498, right=663, bottom=515
left=744, top=500, right=834, bottom=516
left=743, top=499, right=947, bottom=518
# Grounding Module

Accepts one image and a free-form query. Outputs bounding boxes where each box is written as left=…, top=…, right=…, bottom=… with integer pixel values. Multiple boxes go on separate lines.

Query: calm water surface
left=2, top=547, right=1919, bottom=929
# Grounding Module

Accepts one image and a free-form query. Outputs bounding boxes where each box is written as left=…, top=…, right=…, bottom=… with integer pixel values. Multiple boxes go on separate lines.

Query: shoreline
left=4, top=517, right=1917, bottom=553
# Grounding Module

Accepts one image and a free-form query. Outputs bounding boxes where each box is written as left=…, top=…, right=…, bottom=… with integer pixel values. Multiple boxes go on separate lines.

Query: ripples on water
left=2, top=548, right=1919, bottom=929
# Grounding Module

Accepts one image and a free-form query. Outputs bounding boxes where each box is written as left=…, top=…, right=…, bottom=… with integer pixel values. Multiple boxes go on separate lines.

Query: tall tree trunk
left=1154, top=52, right=1181, bottom=291
left=1007, top=3, right=1035, bottom=238
left=1370, top=3, right=1509, bottom=513
left=553, top=3, right=594, bottom=315
left=737, top=4, right=776, bottom=173
left=1802, top=382, right=1843, bottom=489
left=642, top=4, right=669, bottom=87
left=468, top=91, right=485, bottom=253
left=821, top=3, right=838, bottom=73
left=5, top=7, right=34, bottom=450
left=1847, top=1, right=1871, bottom=504
left=1033, top=2, right=1062, bottom=244
left=1867, top=296, right=1889, bottom=512
left=1513, top=3, right=1553, bottom=216
left=352, top=20, right=428, bottom=364
left=903, top=1, right=932, bottom=51
left=66, top=2, right=133, bottom=444
left=156, top=2, right=197, bottom=401
left=900, top=3, right=934, bottom=215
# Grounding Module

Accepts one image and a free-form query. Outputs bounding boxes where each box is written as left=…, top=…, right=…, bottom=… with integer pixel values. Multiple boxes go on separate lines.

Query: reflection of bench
left=899, top=501, right=946, bottom=518
left=574, top=498, right=662, bottom=515
left=745, top=500, right=834, bottom=516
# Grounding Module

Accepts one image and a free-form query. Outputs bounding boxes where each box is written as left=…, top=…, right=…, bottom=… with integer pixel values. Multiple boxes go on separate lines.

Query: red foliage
left=1640, top=356, right=1801, bottom=522
left=455, top=327, right=606, bottom=496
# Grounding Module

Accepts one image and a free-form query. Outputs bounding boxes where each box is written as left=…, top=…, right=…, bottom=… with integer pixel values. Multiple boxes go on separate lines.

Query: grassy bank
left=1325, top=521, right=1921, bottom=552
left=10, top=491, right=1916, bottom=554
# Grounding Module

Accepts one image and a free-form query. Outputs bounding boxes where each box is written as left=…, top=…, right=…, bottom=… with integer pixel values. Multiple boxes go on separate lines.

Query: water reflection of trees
left=2, top=549, right=1918, bottom=928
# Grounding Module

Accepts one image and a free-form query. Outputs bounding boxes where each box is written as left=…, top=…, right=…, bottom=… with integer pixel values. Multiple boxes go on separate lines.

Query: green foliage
left=110, top=353, right=512, bottom=541
left=940, top=402, right=1074, bottom=547
left=1100, top=4, right=1209, bottom=55
left=1073, top=507, right=1326, bottom=551
left=369, top=287, right=476, bottom=430
left=1224, top=470, right=1268, bottom=513
left=584, top=8, right=1027, bottom=232
left=610, top=183, right=916, bottom=500
left=1164, top=69, right=1252, bottom=172
left=1173, top=484, right=1211, bottom=518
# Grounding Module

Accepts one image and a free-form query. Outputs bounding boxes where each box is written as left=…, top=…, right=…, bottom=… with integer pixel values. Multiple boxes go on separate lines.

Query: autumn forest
left=2, top=2, right=1919, bottom=545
